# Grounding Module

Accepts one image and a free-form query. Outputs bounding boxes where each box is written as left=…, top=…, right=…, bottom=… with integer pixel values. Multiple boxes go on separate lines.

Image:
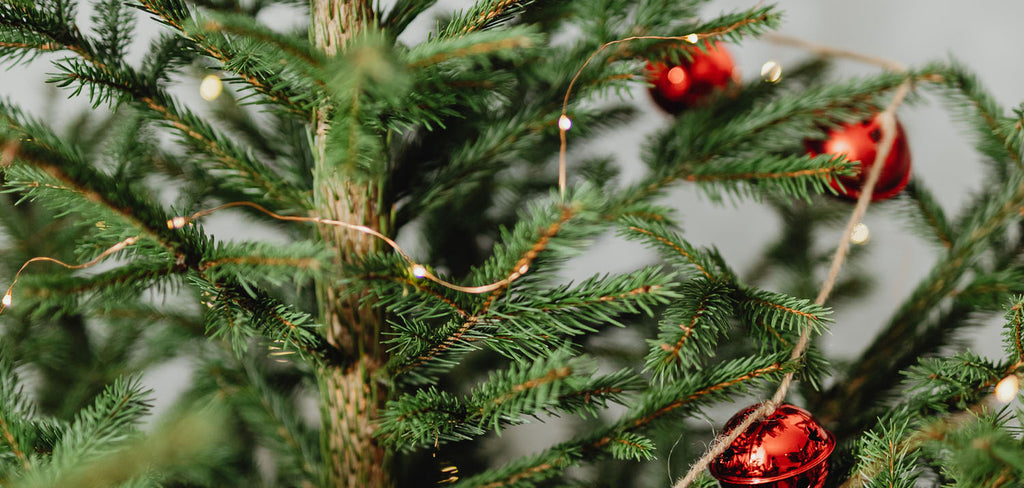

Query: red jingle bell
left=805, top=114, right=912, bottom=201
left=709, top=403, right=835, bottom=488
left=646, top=42, right=736, bottom=114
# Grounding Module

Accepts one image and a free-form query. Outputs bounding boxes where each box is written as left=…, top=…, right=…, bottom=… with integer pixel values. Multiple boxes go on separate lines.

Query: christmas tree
left=1, top=0, right=1023, bottom=487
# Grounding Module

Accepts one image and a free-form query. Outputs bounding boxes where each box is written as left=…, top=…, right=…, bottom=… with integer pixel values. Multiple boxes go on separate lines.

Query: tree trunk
left=310, top=1, right=390, bottom=487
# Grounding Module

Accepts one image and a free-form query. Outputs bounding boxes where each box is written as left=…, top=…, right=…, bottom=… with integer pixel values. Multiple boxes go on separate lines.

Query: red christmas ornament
left=646, top=42, right=736, bottom=114
left=805, top=114, right=912, bottom=201
left=709, top=403, right=835, bottom=488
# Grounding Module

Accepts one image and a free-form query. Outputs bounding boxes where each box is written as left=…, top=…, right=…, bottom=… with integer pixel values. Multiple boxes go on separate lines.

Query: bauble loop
left=709, top=403, right=835, bottom=488
left=646, top=42, right=736, bottom=114
left=805, top=114, right=912, bottom=201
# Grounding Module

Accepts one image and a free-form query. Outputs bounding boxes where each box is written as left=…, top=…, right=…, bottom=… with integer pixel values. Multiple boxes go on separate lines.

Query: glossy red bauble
left=805, top=115, right=912, bottom=201
left=709, top=403, right=835, bottom=488
left=646, top=42, right=735, bottom=114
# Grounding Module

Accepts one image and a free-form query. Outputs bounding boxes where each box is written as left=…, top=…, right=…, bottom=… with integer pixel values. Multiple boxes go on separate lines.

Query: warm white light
left=558, top=115, right=572, bottom=131
left=167, top=216, right=187, bottom=229
left=995, top=375, right=1019, bottom=403
left=760, top=60, right=782, bottom=83
left=199, top=74, right=223, bottom=101
left=411, top=265, right=427, bottom=278
left=683, top=34, right=699, bottom=44
left=1, top=293, right=11, bottom=308
left=850, top=222, right=870, bottom=245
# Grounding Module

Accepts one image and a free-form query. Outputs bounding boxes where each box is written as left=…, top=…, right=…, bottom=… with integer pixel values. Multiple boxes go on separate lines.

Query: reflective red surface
left=646, top=42, right=735, bottom=113
left=709, top=403, right=835, bottom=487
left=805, top=114, right=912, bottom=201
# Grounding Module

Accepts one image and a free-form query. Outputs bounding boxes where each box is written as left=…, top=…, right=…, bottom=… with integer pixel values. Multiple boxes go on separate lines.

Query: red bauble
left=709, top=403, right=835, bottom=488
left=805, top=114, right=912, bottom=201
left=646, top=42, right=735, bottom=113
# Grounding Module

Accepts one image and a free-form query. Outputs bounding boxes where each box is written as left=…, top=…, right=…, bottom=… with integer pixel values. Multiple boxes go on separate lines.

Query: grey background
left=2, top=0, right=1023, bottom=470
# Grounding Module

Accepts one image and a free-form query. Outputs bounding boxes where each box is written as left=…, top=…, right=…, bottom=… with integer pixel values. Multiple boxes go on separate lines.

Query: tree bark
left=310, top=1, right=390, bottom=487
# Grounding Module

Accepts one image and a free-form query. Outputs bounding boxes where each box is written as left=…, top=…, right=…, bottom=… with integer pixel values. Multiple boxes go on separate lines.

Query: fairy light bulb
left=558, top=115, right=572, bottom=131
left=683, top=33, right=699, bottom=44
left=995, top=375, right=1019, bottom=403
left=1, top=292, right=11, bottom=308
left=199, top=74, right=223, bottom=101
left=760, top=60, right=782, bottom=83
left=850, top=222, right=870, bottom=245
left=411, top=264, right=427, bottom=278
left=167, top=216, right=187, bottom=229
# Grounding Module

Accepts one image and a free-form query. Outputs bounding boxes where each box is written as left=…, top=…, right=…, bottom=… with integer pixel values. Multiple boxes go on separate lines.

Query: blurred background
left=2, top=0, right=1023, bottom=474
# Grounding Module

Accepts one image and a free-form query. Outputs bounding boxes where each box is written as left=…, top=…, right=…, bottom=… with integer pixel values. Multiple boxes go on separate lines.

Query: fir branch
left=626, top=356, right=789, bottom=429
left=619, top=218, right=730, bottom=280
left=853, top=419, right=920, bottom=488
left=737, top=288, right=832, bottom=335
left=1003, top=298, right=1024, bottom=365
left=617, top=70, right=941, bottom=209
left=91, top=0, right=136, bottom=64
left=13, top=260, right=184, bottom=303
left=817, top=173, right=1024, bottom=428
left=134, top=0, right=309, bottom=115
left=901, top=179, right=955, bottom=250
left=194, top=276, right=344, bottom=366
left=454, top=355, right=791, bottom=488
left=488, top=268, right=677, bottom=353
left=382, top=353, right=640, bottom=450
left=10, top=377, right=154, bottom=486
left=0, top=348, right=31, bottom=470
left=406, top=27, right=538, bottom=68
left=199, top=12, right=322, bottom=68
left=683, top=153, right=856, bottom=203
left=0, top=120, right=187, bottom=256
left=398, top=202, right=579, bottom=374
left=0, top=1, right=101, bottom=65
left=439, top=0, right=534, bottom=38
left=233, top=363, right=320, bottom=482
left=933, top=62, right=1021, bottom=169
left=645, top=278, right=734, bottom=382
left=382, top=0, right=438, bottom=36
left=0, top=30, right=61, bottom=64
left=2, top=4, right=306, bottom=206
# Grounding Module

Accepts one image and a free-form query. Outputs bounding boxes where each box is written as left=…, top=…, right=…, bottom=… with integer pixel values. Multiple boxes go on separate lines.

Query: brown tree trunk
left=310, top=1, right=390, bottom=487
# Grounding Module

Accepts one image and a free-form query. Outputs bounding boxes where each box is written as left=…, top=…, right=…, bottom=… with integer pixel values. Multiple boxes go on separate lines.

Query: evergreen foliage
left=0, top=0, right=1022, bottom=487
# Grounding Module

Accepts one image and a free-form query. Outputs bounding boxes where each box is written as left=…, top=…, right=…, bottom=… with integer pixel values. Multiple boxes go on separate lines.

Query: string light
left=850, top=222, right=870, bottom=245
left=199, top=74, right=223, bottom=101
left=167, top=216, right=188, bottom=230
left=558, top=21, right=759, bottom=201
left=166, top=201, right=524, bottom=295
left=0, top=236, right=138, bottom=316
left=995, top=375, right=1019, bottom=403
left=760, top=60, right=782, bottom=83
left=557, top=115, right=572, bottom=131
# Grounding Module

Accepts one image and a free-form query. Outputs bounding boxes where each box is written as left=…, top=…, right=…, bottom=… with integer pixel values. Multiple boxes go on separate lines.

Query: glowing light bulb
left=558, top=115, right=572, bottom=131
left=1, top=292, right=11, bottom=308
left=683, top=34, right=699, bottom=44
left=167, top=216, right=187, bottom=229
left=995, top=375, right=1019, bottom=403
left=760, top=60, right=782, bottom=83
left=199, top=74, right=223, bottom=101
left=850, top=222, right=870, bottom=245
left=411, top=264, right=427, bottom=278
